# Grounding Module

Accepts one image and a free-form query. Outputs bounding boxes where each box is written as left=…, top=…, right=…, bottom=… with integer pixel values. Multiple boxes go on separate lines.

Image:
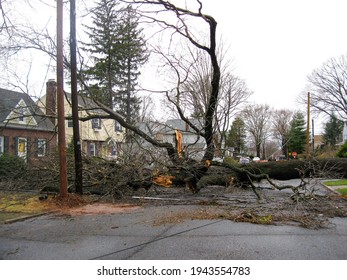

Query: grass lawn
left=336, top=188, right=347, bottom=196
left=324, top=180, right=347, bottom=186
left=0, top=192, right=54, bottom=224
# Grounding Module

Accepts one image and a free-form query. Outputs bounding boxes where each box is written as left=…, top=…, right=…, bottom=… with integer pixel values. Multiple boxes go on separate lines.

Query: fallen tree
left=26, top=157, right=346, bottom=199
left=229, top=158, right=347, bottom=182
left=76, top=0, right=221, bottom=194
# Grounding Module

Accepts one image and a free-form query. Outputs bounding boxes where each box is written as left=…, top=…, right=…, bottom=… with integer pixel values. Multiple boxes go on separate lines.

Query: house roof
left=164, top=118, right=204, bottom=133
left=314, top=134, right=324, bottom=144
left=0, top=87, right=55, bottom=132
left=63, top=92, right=126, bottom=118
left=64, top=93, right=102, bottom=113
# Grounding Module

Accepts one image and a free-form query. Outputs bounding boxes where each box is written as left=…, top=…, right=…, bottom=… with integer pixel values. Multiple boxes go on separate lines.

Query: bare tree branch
left=307, top=55, right=347, bottom=120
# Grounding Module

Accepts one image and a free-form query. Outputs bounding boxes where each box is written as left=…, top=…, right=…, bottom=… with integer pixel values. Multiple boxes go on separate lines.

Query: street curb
left=4, top=212, right=48, bottom=224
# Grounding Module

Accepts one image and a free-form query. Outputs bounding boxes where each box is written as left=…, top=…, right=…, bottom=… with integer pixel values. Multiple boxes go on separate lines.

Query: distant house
left=128, top=118, right=208, bottom=163
left=39, top=80, right=125, bottom=159
left=313, top=134, right=324, bottom=150
left=162, top=118, right=206, bottom=160
left=124, top=121, right=166, bottom=165
left=342, top=121, right=347, bottom=144
left=0, top=87, right=57, bottom=163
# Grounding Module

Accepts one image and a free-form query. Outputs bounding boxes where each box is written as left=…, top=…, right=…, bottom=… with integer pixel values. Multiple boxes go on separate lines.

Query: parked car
left=252, top=157, right=261, bottom=162
left=212, top=157, right=224, bottom=163
left=239, top=157, right=250, bottom=164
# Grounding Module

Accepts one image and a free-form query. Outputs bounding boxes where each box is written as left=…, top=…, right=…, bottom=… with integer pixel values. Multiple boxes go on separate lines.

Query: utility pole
left=312, top=119, right=315, bottom=154
left=57, top=0, right=68, bottom=198
left=70, top=0, right=83, bottom=194
left=306, top=92, right=311, bottom=160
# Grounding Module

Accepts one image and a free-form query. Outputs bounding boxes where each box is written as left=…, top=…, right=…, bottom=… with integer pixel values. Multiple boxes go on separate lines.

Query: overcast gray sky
left=204, top=0, right=347, bottom=111
left=2, top=0, right=347, bottom=127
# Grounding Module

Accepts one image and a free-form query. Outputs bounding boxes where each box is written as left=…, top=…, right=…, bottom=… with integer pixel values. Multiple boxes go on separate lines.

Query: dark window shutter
left=4, top=136, right=10, bottom=154
left=46, top=139, right=50, bottom=156
left=14, top=137, right=18, bottom=155
left=27, top=137, right=31, bottom=163
left=35, top=138, right=38, bottom=157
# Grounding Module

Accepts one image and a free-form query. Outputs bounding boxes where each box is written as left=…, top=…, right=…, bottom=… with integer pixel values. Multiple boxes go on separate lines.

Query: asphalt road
left=0, top=204, right=346, bottom=260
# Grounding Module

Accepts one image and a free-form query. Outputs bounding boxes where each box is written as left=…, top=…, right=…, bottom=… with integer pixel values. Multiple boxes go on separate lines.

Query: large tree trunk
left=204, top=158, right=347, bottom=188
left=128, top=158, right=347, bottom=195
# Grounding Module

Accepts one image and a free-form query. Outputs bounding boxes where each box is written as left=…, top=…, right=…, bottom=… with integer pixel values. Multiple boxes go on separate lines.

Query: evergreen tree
left=323, top=113, right=344, bottom=146
left=82, top=1, right=148, bottom=124
left=115, top=5, right=149, bottom=124
left=226, top=117, right=247, bottom=154
left=288, top=111, right=306, bottom=154
left=82, top=0, right=121, bottom=108
left=336, top=141, right=347, bottom=158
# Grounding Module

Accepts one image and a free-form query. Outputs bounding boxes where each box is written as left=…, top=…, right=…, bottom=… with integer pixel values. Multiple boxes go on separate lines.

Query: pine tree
left=81, top=1, right=148, bottom=124
left=323, top=113, right=344, bottom=146
left=114, top=5, right=149, bottom=124
left=288, top=111, right=306, bottom=155
left=82, top=0, right=121, bottom=108
left=226, top=117, right=247, bottom=154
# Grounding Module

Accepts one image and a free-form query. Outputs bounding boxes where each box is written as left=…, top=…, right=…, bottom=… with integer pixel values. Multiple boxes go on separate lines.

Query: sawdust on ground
left=0, top=192, right=140, bottom=223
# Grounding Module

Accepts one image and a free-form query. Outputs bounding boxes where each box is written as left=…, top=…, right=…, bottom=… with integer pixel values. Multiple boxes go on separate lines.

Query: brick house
left=0, top=87, right=57, bottom=164
left=39, top=80, right=125, bottom=159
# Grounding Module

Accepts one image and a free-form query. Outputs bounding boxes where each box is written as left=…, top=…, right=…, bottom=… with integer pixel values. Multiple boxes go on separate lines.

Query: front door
left=17, top=137, right=27, bottom=161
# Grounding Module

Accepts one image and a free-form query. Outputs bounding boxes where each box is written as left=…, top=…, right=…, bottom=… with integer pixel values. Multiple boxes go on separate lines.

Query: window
left=17, top=137, right=27, bottom=161
left=18, top=107, right=25, bottom=122
left=107, top=140, right=117, bottom=157
left=37, top=139, right=47, bottom=157
left=111, top=145, right=117, bottom=156
left=0, top=136, right=3, bottom=154
left=67, top=118, right=73, bottom=128
left=91, top=118, right=101, bottom=130
left=89, top=143, right=96, bottom=157
left=115, top=121, right=122, bottom=132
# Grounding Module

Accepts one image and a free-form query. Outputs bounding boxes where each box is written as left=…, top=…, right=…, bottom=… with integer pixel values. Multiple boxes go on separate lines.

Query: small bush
left=337, top=141, right=347, bottom=158
left=0, top=154, right=27, bottom=179
left=223, top=157, right=238, bottom=165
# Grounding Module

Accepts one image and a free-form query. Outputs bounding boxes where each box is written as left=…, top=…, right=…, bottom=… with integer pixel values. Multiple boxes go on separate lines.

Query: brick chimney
left=46, top=79, right=57, bottom=125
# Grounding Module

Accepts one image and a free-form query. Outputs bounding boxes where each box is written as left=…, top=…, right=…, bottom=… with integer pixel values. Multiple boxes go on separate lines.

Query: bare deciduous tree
left=242, top=104, right=272, bottom=158
left=172, top=43, right=252, bottom=154
left=139, top=94, right=156, bottom=122
left=307, top=54, right=347, bottom=120
left=272, top=109, right=293, bottom=158
left=77, top=0, right=221, bottom=192
left=0, top=0, right=14, bottom=36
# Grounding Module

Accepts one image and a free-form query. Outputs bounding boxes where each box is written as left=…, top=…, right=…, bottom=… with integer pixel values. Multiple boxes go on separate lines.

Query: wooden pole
left=312, top=119, right=315, bottom=154
left=57, top=0, right=68, bottom=198
left=306, top=92, right=310, bottom=160
left=70, top=0, right=83, bottom=194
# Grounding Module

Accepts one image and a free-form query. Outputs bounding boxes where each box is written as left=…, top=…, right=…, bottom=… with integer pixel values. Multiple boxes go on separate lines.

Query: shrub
left=0, top=154, right=27, bottom=179
left=336, top=141, right=347, bottom=158
left=223, top=157, right=238, bottom=165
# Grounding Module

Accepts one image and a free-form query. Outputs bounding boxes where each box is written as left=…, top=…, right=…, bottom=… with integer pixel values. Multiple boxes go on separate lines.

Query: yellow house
left=39, top=80, right=125, bottom=159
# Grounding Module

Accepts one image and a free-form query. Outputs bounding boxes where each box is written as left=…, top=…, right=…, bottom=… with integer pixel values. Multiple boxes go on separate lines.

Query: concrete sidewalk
left=0, top=204, right=346, bottom=260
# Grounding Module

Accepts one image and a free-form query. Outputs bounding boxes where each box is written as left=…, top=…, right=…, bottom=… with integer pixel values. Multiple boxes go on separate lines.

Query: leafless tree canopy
left=166, top=42, right=252, bottom=150
left=122, top=0, right=221, bottom=161
left=272, top=109, right=293, bottom=156
left=242, top=104, right=272, bottom=158
left=307, top=54, right=347, bottom=120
